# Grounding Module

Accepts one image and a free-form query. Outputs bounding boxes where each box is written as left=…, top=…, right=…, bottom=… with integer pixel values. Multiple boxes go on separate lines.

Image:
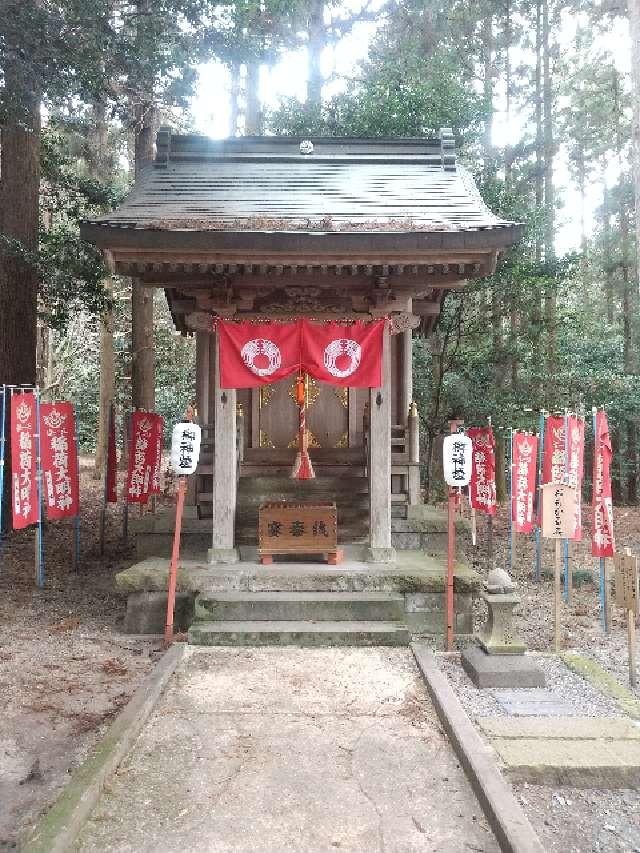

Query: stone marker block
left=461, top=645, right=545, bottom=689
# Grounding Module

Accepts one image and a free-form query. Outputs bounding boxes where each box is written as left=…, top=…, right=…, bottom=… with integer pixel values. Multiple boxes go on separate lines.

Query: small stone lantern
left=479, top=568, right=526, bottom=655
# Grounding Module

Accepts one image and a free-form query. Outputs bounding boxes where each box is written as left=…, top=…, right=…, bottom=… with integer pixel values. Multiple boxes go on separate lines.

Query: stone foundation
left=116, top=552, right=480, bottom=647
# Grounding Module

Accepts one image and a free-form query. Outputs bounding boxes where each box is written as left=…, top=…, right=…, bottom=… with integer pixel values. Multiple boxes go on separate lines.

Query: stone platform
left=116, top=552, right=480, bottom=645
left=461, top=645, right=545, bottom=689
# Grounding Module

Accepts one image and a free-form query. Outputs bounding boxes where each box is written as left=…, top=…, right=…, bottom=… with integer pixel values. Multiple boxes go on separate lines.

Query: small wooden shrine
left=82, top=129, right=520, bottom=564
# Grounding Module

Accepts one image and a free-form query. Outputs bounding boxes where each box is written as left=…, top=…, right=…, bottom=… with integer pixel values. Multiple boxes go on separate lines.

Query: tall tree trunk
left=88, top=101, right=117, bottom=478
left=602, top=187, right=615, bottom=323
left=531, top=0, right=543, bottom=394
left=244, top=61, right=262, bottom=135
left=482, top=13, right=495, bottom=173
left=542, top=0, right=556, bottom=403
left=229, top=61, right=241, bottom=137
left=0, top=29, right=41, bottom=533
left=613, top=68, right=638, bottom=501
left=504, top=0, right=513, bottom=184
left=131, top=0, right=157, bottom=413
left=307, top=0, right=325, bottom=110
left=131, top=107, right=157, bottom=411
left=629, top=0, right=640, bottom=502
left=630, top=0, right=640, bottom=294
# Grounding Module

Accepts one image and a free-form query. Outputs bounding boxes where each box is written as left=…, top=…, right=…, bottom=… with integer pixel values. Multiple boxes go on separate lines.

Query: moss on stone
left=561, top=653, right=640, bottom=720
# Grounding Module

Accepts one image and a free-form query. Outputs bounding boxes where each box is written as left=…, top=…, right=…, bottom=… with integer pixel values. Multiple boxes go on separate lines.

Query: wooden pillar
left=400, top=330, right=413, bottom=424
left=209, top=334, right=239, bottom=563
left=207, top=332, right=216, bottom=426
left=195, top=331, right=210, bottom=426
left=367, top=327, right=395, bottom=562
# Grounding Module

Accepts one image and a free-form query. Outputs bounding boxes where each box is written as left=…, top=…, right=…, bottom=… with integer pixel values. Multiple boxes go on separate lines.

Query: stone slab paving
left=477, top=716, right=640, bottom=787
left=75, top=647, right=499, bottom=853
left=492, top=689, right=576, bottom=717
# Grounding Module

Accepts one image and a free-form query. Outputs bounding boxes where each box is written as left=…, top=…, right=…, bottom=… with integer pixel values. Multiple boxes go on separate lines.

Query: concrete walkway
left=75, top=647, right=498, bottom=853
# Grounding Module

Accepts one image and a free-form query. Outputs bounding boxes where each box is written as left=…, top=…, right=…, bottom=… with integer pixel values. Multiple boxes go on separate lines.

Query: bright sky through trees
left=190, top=5, right=632, bottom=255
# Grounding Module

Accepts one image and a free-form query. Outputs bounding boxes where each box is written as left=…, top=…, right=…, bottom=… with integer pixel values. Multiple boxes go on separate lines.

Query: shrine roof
left=81, top=128, right=521, bottom=255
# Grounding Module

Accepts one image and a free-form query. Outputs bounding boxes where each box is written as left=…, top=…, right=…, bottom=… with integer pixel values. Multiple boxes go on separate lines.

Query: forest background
left=2, top=0, right=640, bottom=527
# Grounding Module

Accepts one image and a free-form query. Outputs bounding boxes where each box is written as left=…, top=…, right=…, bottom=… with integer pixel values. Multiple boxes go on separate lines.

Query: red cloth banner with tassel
left=126, top=412, right=164, bottom=504
left=10, top=392, right=39, bottom=530
left=40, top=401, right=80, bottom=520
left=467, top=426, right=497, bottom=516
left=592, top=411, right=615, bottom=557
left=511, top=432, right=538, bottom=533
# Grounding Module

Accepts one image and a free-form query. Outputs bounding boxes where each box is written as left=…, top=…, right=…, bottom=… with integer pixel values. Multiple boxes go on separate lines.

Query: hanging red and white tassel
left=291, top=374, right=315, bottom=480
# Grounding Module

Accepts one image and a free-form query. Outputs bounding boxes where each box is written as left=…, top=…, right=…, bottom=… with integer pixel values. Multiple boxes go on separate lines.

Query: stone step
left=188, top=620, right=410, bottom=647
left=194, top=591, right=406, bottom=622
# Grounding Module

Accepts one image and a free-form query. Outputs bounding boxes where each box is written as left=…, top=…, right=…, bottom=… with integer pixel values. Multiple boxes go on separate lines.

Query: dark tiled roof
left=86, top=128, right=517, bottom=237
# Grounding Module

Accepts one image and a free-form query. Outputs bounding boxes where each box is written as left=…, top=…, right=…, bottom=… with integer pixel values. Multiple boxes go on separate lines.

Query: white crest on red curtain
left=241, top=338, right=282, bottom=377
left=323, top=338, right=361, bottom=378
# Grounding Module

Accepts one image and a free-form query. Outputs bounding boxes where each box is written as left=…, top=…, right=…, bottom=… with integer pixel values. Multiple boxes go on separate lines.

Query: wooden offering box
left=258, top=502, right=342, bottom=565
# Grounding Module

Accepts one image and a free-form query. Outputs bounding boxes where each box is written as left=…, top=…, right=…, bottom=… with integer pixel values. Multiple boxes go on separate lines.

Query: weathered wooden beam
left=412, top=299, right=442, bottom=315
left=210, top=335, right=238, bottom=563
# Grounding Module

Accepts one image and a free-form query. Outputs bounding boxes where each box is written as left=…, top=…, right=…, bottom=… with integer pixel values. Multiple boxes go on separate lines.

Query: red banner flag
left=567, top=415, right=585, bottom=539
left=301, top=319, right=384, bottom=388
left=10, top=392, right=39, bottom=529
left=126, top=412, right=164, bottom=504
left=218, top=320, right=301, bottom=388
left=511, top=432, right=538, bottom=533
left=467, top=426, right=497, bottom=515
left=542, top=415, right=584, bottom=539
left=40, top=402, right=80, bottom=520
left=542, top=415, right=566, bottom=485
left=106, top=406, right=118, bottom=503
left=592, top=411, right=615, bottom=557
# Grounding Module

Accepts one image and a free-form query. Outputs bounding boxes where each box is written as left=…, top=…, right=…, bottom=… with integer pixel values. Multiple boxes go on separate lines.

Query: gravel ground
left=468, top=503, right=640, bottom=700
left=439, top=652, right=624, bottom=719
left=513, top=785, right=640, bottom=853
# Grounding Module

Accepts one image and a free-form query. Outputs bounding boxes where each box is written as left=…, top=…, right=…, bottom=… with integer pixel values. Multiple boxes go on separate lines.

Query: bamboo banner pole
left=534, top=410, right=546, bottom=582
left=446, top=418, right=462, bottom=652
left=0, top=386, right=6, bottom=547
left=471, top=508, right=477, bottom=546
left=34, top=386, right=45, bottom=588
left=592, top=406, right=609, bottom=633
left=122, top=411, right=130, bottom=542
left=508, top=427, right=514, bottom=572
left=72, top=406, right=81, bottom=572
left=563, top=408, right=570, bottom=602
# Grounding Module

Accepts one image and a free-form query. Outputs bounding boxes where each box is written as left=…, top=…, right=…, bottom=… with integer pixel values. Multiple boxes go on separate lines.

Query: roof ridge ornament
left=300, top=140, right=314, bottom=155
left=440, top=127, right=456, bottom=172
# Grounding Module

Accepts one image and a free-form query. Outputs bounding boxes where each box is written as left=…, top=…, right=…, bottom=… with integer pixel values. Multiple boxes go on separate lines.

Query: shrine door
left=256, top=376, right=349, bottom=450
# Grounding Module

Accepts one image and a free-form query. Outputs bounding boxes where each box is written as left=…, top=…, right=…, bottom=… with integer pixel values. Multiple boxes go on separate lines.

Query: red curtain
left=218, top=320, right=301, bottom=388
left=217, top=319, right=385, bottom=389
